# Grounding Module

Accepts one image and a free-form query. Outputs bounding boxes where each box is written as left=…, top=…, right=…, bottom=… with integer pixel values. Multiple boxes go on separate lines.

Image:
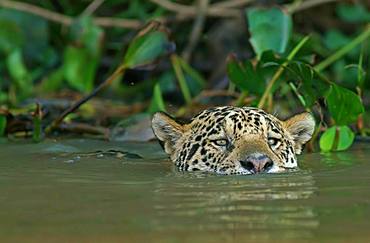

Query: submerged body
left=152, top=106, right=315, bottom=175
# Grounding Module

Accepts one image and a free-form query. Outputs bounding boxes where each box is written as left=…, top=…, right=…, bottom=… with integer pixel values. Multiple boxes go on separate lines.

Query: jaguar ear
left=283, top=112, right=315, bottom=154
left=152, top=112, right=184, bottom=155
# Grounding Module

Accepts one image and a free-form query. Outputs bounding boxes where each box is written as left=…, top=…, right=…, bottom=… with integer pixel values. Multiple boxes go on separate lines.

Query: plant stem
left=258, top=35, right=310, bottom=109
left=171, top=54, right=192, bottom=105
left=235, top=91, right=248, bottom=106
left=45, top=65, right=126, bottom=134
left=314, top=24, right=370, bottom=72
left=32, top=103, right=42, bottom=142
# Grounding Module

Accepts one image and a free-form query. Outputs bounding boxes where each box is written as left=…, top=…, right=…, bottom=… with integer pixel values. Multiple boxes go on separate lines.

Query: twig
left=81, top=0, right=105, bottom=16
left=0, top=0, right=345, bottom=30
left=212, top=0, right=254, bottom=9
left=45, top=65, right=126, bottom=134
left=287, top=0, right=340, bottom=14
left=0, top=0, right=142, bottom=29
left=150, top=0, right=194, bottom=14
left=94, top=17, right=142, bottom=29
left=182, top=0, right=209, bottom=62
left=0, top=0, right=72, bottom=25
left=149, top=0, right=240, bottom=17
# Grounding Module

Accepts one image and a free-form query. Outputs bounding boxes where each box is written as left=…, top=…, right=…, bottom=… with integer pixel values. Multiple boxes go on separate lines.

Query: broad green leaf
left=226, top=54, right=265, bottom=94
left=320, top=126, right=336, bottom=152
left=6, top=49, right=32, bottom=98
left=63, top=17, right=103, bottom=93
left=0, top=115, right=6, bottom=136
left=63, top=46, right=98, bottom=93
left=260, top=50, right=284, bottom=64
left=327, top=84, right=364, bottom=125
left=226, top=54, right=249, bottom=91
left=337, top=3, right=370, bottom=23
left=247, top=7, right=292, bottom=57
left=148, top=83, right=166, bottom=113
left=287, top=62, right=330, bottom=107
left=337, top=126, right=355, bottom=151
left=123, top=31, right=170, bottom=69
left=319, top=125, right=355, bottom=152
left=6, top=49, right=29, bottom=84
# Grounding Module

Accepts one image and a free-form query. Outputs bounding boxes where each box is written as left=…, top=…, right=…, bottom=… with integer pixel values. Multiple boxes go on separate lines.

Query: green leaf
left=320, top=126, right=336, bottom=152
left=226, top=54, right=265, bottom=94
left=0, top=115, right=6, bottom=136
left=327, top=84, right=364, bottom=125
left=337, top=126, right=355, bottom=151
left=320, top=125, right=355, bottom=152
left=148, top=83, right=166, bottom=113
left=337, top=3, right=370, bottom=23
left=6, top=49, right=29, bottom=83
left=287, top=62, right=331, bottom=107
left=63, top=17, right=103, bottom=93
left=63, top=46, right=98, bottom=93
left=123, top=31, right=170, bottom=69
left=247, top=7, right=292, bottom=57
left=6, top=49, right=32, bottom=98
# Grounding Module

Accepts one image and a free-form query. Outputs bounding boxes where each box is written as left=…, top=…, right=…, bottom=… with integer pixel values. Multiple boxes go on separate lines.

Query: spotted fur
left=152, top=106, right=315, bottom=175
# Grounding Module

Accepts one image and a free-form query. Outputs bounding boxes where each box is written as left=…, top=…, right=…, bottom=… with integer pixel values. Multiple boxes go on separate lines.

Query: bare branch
left=149, top=0, right=240, bottom=17
left=182, top=0, right=209, bottom=61
left=212, top=0, right=254, bottom=9
left=0, top=0, right=72, bottom=25
left=287, top=0, right=341, bottom=14
left=0, top=0, right=142, bottom=29
left=81, top=0, right=105, bottom=16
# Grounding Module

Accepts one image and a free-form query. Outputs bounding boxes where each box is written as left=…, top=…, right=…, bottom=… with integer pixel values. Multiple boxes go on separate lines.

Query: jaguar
left=152, top=106, right=315, bottom=175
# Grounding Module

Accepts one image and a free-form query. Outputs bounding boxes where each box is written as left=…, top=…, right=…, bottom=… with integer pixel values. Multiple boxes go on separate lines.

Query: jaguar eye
left=213, top=139, right=228, bottom=146
left=268, top=137, right=280, bottom=147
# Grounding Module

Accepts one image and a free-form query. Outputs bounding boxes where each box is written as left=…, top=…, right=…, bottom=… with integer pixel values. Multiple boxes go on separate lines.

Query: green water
left=0, top=139, right=370, bottom=242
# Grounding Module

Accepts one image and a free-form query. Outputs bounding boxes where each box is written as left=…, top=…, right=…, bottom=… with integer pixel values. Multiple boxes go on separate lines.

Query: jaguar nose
left=240, top=153, right=273, bottom=173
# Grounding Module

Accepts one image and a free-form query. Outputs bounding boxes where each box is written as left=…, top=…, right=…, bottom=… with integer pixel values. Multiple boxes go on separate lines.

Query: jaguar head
left=152, top=106, right=315, bottom=175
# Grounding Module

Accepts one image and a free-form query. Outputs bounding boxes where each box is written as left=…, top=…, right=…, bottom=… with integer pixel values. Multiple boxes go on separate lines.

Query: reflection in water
left=1, top=140, right=370, bottom=242
left=152, top=170, right=319, bottom=240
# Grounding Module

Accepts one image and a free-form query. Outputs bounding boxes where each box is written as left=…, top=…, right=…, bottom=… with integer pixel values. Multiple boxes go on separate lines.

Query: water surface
left=0, top=139, right=369, bottom=242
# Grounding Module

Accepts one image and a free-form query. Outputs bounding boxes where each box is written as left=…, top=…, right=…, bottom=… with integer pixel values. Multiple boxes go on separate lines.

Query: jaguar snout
left=240, top=153, right=273, bottom=174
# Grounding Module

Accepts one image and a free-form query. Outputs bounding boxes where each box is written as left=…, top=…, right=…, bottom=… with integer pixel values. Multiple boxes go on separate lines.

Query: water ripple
left=151, top=170, right=318, bottom=233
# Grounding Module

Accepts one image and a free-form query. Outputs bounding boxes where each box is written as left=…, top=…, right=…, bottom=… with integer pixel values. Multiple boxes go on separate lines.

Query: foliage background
left=0, top=0, right=369, bottom=151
